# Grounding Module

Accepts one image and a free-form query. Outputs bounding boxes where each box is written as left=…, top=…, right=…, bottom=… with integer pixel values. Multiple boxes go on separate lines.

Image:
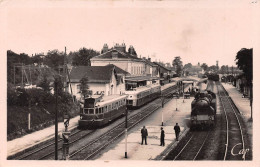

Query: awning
left=182, top=81, right=194, bottom=84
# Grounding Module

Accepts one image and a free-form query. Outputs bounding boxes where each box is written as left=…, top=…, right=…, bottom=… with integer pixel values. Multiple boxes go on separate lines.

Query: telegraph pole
left=55, top=80, right=58, bottom=160
left=14, top=65, right=15, bottom=86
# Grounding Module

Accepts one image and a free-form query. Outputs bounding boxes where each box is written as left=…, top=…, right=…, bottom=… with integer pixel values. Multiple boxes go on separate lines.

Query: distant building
left=68, top=65, right=126, bottom=100
left=183, top=63, right=203, bottom=76
left=91, top=43, right=145, bottom=76
left=142, top=57, right=159, bottom=77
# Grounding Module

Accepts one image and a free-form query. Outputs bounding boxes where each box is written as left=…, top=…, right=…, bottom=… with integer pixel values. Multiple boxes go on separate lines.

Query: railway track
left=163, top=130, right=210, bottom=160
left=11, top=84, right=178, bottom=160
left=159, top=81, right=215, bottom=161
left=69, top=88, right=177, bottom=160
left=216, top=82, right=248, bottom=160
left=12, top=129, right=94, bottom=160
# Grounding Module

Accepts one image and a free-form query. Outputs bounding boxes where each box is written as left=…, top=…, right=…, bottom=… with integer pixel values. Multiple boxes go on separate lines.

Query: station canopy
left=171, top=76, right=208, bottom=83
left=182, top=81, right=194, bottom=84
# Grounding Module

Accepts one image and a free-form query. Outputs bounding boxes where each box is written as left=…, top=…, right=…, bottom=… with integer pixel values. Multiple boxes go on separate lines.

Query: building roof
left=143, top=59, right=156, bottom=67
left=152, top=62, right=171, bottom=71
left=91, top=49, right=141, bottom=60
left=69, top=66, right=115, bottom=83
left=106, top=64, right=130, bottom=76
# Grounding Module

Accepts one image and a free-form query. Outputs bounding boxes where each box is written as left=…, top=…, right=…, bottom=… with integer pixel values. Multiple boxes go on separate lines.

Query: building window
left=77, top=85, right=80, bottom=92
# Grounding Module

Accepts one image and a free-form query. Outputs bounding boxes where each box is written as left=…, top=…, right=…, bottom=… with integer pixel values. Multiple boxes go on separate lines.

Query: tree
left=183, top=63, right=192, bottom=69
left=31, top=53, right=44, bottom=65
left=201, top=63, right=208, bottom=72
left=72, top=48, right=100, bottom=66
left=37, top=72, right=51, bottom=92
left=128, top=47, right=137, bottom=56
left=7, top=50, right=31, bottom=84
left=208, top=65, right=218, bottom=73
left=220, top=65, right=228, bottom=74
left=235, top=48, right=253, bottom=83
left=44, top=50, right=64, bottom=70
left=172, top=56, right=183, bottom=76
left=79, top=75, right=89, bottom=99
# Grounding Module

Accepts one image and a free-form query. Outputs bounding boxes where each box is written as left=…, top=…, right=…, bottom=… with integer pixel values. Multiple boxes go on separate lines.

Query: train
left=78, top=94, right=128, bottom=129
left=125, top=84, right=161, bottom=108
left=190, top=90, right=216, bottom=129
left=207, top=73, right=219, bottom=81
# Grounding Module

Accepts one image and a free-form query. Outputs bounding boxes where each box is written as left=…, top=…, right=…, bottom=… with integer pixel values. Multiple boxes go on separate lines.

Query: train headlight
left=191, top=116, right=196, bottom=120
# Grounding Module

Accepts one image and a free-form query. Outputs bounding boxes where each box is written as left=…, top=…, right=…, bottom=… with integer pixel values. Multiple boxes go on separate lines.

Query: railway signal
left=64, top=114, right=70, bottom=132
left=62, top=131, right=71, bottom=160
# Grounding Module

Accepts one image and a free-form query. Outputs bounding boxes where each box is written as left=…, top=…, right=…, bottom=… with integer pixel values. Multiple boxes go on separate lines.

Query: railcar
left=207, top=73, right=219, bottom=81
left=190, top=90, right=216, bottom=129
left=78, top=94, right=128, bottom=129
left=221, top=76, right=227, bottom=82
left=125, top=84, right=161, bottom=108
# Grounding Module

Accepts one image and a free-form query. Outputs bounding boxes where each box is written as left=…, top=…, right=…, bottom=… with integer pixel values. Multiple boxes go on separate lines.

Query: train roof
left=125, top=84, right=161, bottom=94
left=86, top=94, right=128, bottom=107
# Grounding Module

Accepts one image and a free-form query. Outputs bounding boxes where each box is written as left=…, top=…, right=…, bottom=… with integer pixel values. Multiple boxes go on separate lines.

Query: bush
left=7, top=86, right=80, bottom=138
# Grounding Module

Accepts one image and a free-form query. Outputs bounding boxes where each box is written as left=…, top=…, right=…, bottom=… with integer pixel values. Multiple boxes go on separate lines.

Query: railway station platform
left=7, top=116, right=80, bottom=157
left=98, top=125, right=186, bottom=160
left=221, top=83, right=251, bottom=119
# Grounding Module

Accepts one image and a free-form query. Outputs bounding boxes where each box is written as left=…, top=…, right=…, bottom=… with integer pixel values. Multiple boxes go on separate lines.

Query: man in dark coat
left=160, top=127, right=165, bottom=146
left=174, top=123, right=180, bottom=141
left=141, top=126, right=148, bottom=145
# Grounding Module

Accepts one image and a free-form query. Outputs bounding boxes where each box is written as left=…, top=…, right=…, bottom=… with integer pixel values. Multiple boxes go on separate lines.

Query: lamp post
left=176, top=95, right=178, bottom=111
left=125, top=108, right=128, bottom=158
left=161, top=94, right=164, bottom=126
left=28, top=99, right=31, bottom=130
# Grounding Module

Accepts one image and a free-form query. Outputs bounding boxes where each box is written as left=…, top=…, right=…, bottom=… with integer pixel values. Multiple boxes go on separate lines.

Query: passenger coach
left=125, top=84, right=161, bottom=108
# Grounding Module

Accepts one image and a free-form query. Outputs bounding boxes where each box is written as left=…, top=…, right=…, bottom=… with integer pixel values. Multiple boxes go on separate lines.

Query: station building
left=90, top=43, right=162, bottom=90
left=68, top=65, right=128, bottom=100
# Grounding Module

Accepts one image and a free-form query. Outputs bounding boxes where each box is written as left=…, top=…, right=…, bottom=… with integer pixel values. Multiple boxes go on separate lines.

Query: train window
left=89, top=109, right=94, bottom=114
left=83, top=109, right=88, bottom=114
left=95, top=108, right=98, bottom=114
left=101, top=107, right=103, bottom=113
left=99, top=108, right=101, bottom=114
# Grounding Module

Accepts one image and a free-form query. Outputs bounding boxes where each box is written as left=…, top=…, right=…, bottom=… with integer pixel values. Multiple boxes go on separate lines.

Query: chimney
left=102, top=43, right=109, bottom=53
left=114, top=43, right=126, bottom=52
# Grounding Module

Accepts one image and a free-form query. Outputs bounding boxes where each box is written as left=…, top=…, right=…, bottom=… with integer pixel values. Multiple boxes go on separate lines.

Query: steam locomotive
left=190, top=90, right=216, bottom=129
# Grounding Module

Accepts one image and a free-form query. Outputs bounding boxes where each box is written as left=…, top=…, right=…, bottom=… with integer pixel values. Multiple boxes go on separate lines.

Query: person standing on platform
left=160, top=127, right=165, bottom=146
left=141, top=126, right=148, bottom=145
left=174, top=123, right=180, bottom=141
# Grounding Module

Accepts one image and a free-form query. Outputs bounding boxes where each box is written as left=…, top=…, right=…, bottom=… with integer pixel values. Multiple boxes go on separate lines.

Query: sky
left=0, top=0, right=259, bottom=67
